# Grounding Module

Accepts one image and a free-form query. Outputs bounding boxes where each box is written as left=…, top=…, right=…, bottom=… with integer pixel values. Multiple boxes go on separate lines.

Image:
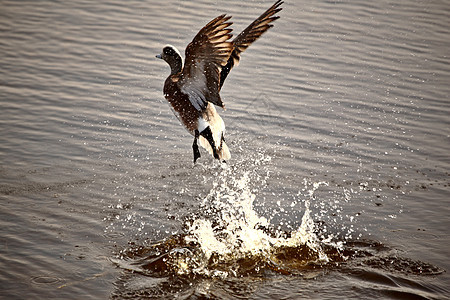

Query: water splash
left=152, top=153, right=331, bottom=277
left=112, top=152, right=444, bottom=299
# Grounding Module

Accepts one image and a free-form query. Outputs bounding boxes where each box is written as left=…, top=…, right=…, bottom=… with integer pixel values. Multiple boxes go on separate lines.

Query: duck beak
left=156, top=54, right=162, bottom=59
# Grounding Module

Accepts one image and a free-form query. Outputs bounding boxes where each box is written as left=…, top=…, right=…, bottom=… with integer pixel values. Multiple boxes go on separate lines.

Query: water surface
left=0, top=0, right=449, bottom=299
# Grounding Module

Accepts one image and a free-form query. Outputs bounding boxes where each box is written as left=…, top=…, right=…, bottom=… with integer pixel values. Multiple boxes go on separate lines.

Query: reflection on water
left=1, top=0, right=449, bottom=299
left=113, top=238, right=444, bottom=298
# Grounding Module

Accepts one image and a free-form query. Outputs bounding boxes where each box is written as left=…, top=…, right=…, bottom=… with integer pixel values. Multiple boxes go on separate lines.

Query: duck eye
left=163, top=47, right=175, bottom=56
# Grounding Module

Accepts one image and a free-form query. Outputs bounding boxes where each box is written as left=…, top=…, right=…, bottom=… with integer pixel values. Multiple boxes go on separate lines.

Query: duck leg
left=219, top=132, right=225, bottom=151
left=220, top=133, right=227, bottom=164
left=200, top=127, right=220, bottom=160
left=193, top=130, right=201, bottom=163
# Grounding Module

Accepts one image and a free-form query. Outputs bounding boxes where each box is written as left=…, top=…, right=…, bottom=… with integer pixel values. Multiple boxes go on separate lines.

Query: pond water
left=0, top=0, right=449, bottom=299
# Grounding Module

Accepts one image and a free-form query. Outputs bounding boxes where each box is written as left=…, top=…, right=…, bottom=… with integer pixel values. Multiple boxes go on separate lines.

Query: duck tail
left=199, top=104, right=231, bottom=161
left=199, top=133, right=231, bottom=161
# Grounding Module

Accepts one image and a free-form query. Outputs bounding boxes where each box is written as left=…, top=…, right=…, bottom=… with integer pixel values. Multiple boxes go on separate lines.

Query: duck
left=156, top=1, right=283, bottom=163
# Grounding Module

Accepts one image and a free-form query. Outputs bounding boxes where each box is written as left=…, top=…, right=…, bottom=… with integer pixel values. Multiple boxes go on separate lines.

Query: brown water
left=1, top=0, right=449, bottom=299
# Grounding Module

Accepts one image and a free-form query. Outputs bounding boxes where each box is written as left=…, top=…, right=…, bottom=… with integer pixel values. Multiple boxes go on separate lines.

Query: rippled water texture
left=1, top=0, right=449, bottom=299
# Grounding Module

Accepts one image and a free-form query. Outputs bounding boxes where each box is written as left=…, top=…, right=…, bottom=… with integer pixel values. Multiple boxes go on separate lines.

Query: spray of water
left=165, top=153, right=331, bottom=277
left=111, top=150, right=444, bottom=292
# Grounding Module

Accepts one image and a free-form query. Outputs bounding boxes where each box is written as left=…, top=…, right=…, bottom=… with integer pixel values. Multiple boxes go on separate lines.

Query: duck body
left=163, top=71, right=230, bottom=161
left=157, top=1, right=283, bottom=163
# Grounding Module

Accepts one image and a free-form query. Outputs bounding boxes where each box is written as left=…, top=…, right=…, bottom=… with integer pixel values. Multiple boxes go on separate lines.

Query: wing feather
left=179, top=15, right=234, bottom=110
left=219, top=0, right=283, bottom=89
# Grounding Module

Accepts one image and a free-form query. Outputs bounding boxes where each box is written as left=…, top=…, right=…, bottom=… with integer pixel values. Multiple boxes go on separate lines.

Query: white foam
left=184, top=152, right=329, bottom=273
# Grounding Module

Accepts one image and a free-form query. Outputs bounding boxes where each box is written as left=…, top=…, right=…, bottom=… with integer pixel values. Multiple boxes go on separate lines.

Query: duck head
left=156, top=45, right=183, bottom=75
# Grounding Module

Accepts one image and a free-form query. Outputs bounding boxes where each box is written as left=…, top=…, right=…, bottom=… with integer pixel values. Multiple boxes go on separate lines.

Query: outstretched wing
left=179, top=15, right=233, bottom=110
left=220, top=0, right=283, bottom=89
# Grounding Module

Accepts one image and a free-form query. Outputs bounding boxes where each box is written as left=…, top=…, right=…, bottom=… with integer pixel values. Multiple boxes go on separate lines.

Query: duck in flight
left=156, top=1, right=283, bottom=163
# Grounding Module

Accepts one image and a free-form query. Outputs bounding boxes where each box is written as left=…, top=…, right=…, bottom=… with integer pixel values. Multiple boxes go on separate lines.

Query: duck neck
left=169, top=55, right=183, bottom=75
